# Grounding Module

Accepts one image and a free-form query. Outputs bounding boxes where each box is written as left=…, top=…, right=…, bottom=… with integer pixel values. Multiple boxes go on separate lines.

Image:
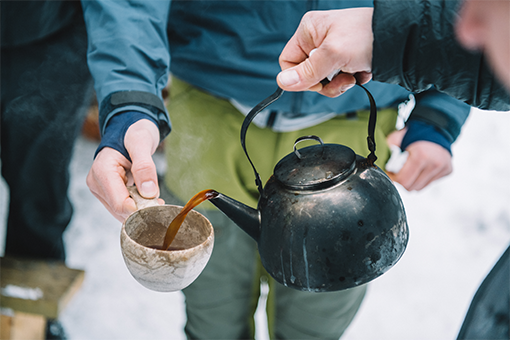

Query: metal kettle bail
left=240, top=82, right=378, bottom=195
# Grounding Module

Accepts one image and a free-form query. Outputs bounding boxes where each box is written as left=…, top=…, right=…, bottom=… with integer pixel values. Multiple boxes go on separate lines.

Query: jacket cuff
left=94, top=111, right=158, bottom=162
left=407, top=104, right=454, bottom=143
left=401, top=120, right=452, bottom=155
left=99, top=91, right=171, bottom=142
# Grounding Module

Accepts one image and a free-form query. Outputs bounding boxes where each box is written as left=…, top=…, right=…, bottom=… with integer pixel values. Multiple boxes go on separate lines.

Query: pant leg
left=1, top=16, right=93, bottom=260
left=163, top=77, right=397, bottom=339
left=160, top=186, right=260, bottom=339
left=270, top=282, right=366, bottom=340
left=163, top=78, right=267, bottom=339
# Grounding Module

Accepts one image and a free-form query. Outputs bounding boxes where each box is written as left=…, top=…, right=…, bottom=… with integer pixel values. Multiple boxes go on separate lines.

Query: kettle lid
left=274, top=136, right=356, bottom=190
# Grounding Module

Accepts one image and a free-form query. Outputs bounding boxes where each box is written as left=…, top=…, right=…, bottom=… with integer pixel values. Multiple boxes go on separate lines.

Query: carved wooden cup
left=121, top=187, right=214, bottom=292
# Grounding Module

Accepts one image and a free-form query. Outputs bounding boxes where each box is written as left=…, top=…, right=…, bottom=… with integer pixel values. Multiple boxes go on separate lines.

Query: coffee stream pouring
left=209, top=84, right=409, bottom=292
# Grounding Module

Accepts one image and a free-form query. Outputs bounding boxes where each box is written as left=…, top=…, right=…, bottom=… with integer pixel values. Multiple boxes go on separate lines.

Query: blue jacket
left=81, top=0, right=470, bottom=157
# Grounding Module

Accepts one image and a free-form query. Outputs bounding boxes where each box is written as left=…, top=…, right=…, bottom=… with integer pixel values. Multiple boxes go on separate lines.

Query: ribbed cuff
left=401, top=120, right=452, bottom=155
left=94, top=111, right=158, bottom=162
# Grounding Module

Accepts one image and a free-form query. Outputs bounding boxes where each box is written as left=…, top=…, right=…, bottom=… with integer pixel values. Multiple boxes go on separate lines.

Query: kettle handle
left=358, top=84, right=378, bottom=166
left=240, top=87, right=284, bottom=195
left=240, top=82, right=378, bottom=195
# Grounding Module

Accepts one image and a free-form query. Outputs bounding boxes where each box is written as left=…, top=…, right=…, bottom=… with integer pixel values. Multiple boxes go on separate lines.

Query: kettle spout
left=209, top=193, right=261, bottom=242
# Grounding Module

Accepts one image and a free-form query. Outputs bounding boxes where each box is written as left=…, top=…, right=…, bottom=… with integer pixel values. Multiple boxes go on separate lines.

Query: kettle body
left=257, top=154, right=408, bottom=291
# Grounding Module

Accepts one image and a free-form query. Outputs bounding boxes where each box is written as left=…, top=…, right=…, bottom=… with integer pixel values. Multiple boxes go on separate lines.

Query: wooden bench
left=0, top=257, right=85, bottom=340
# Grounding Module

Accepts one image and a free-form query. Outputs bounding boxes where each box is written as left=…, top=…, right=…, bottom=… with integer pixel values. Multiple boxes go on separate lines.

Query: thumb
left=386, top=128, right=408, bottom=148
left=277, top=48, right=341, bottom=91
left=124, top=119, right=160, bottom=198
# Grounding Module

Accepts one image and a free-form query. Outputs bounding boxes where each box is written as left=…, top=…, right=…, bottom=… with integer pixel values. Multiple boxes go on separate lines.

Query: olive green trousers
left=162, top=77, right=397, bottom=339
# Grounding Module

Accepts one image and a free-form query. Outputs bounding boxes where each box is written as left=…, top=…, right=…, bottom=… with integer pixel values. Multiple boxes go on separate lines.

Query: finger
left=405, top=165, right=440, bottom=191
left=402, top=142, right=453, bottom=190
left=86, top=148, right=137, bottom=221
left=386, top=128, right=408, bottom=148
left=318, top=73, right=357, bottom=97
left=307, top=83, right=323, bottom=92
left=279, top=34, right=313, bottom=71
left=354, top=72, right=373, bottom=85
left=390, top=157, right=423, bottom=191
left=277, top=47, right=343, bottom=92
left=124, top=120, right=160, bottom=199
left=89, top=187, right=135, bottom=223
left=131, top=156, right=158, bottom=199
left=407, top=161, right=452, bottom=191
left=392, top=154, right=453, bottom=191
left=305, top=73, right=358, bottom=96
left=278, top=11, right=325, bottom=72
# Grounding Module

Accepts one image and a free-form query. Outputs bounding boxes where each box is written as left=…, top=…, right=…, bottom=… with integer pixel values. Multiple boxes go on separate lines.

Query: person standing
left=276, top=1, right=510, bottom=338
left=1, top=1, right=93, bottom=337
left=81, top=1, right=470, bottom=338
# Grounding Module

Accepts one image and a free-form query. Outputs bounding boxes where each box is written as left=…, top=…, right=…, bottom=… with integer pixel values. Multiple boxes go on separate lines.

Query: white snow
left=0, top=107, right=509, bottom=339
left=1, top=285, right=44, bottom=301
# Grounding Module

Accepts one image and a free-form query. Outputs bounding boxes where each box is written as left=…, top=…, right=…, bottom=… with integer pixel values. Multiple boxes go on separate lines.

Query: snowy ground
left=0, top=107, right=509, bottom=340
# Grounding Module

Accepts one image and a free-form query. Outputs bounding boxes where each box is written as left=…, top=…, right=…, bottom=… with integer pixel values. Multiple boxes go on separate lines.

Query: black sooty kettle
left=209, top=84, right=409, bottom=292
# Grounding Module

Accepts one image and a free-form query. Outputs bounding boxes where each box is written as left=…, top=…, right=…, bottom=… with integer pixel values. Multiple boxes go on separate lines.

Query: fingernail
left=340, top=83, right=355, bottom=92
left=278, top=70, right=300, bottom=86
left=140, top=181, right=157, bottom=198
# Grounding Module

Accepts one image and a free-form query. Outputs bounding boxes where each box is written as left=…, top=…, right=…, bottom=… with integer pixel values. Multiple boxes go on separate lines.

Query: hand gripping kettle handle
left=239, top=81, right=378, bottom=196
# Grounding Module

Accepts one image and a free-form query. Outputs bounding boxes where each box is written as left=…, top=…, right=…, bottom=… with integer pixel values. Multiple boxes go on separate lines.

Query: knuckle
left=429, top=158, right=442, bottom=169
left=321, top=86, right=342, bottom=98
left=112, top=202, right=126, bottom=216
left=301, top=58, right=318, bottom=79
left=85, top=173, right=94, bottom=188
left=401, top=181, right=412, bottom=191
left=444, top=164, right=453, bottom=175
left=131, top=159, right=154, bottom=175
left=301, top=12, right=318, bottom=35
left=85, top=172, right=100, bottom=193
left=326, top=43, right=344, bottom=57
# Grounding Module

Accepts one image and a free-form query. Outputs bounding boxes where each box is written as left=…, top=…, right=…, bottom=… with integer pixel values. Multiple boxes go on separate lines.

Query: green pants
left=163, top=77, right=397, bottom=339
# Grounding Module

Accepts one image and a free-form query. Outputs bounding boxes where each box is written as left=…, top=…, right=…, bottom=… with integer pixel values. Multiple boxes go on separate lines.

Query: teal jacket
left=81, top=0, right=470, bottom=153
